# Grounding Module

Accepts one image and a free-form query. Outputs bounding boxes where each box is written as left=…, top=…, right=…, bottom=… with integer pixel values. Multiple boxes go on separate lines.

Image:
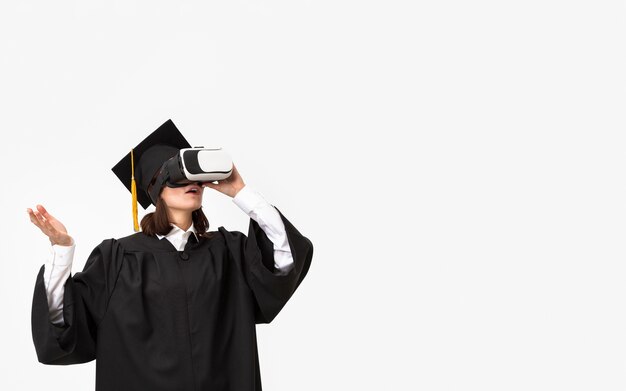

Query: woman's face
left=160, top=183, right=204, bottom=213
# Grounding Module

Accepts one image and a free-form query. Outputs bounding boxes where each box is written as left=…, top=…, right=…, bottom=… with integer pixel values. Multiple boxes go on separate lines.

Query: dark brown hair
left=140, top=195, right=215, bottom=239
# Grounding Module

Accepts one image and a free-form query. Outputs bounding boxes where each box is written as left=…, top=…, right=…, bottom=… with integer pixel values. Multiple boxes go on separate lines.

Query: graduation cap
left=111, top=119, right=192, bottom=231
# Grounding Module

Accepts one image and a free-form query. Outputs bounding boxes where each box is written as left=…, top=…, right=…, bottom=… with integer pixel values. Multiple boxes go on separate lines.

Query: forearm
left=43, top=238, right=76, bottom=325
left=232, top=185, right=295, bottom=271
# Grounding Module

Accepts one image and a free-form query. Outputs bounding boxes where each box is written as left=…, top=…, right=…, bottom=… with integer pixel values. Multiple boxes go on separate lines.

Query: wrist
left=232, top=183, right=245, bottom=197
left=51, top=236, right=73, bottom=247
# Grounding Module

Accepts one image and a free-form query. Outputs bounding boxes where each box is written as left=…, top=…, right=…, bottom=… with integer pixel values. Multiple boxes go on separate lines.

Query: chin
left=173, top=203, right=201, bottom=212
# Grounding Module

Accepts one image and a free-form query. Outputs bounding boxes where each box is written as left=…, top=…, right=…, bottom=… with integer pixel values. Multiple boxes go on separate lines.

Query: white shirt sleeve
left=232, top=185, right=295, bottom=272
left=42, top=238, right=76, bottom=326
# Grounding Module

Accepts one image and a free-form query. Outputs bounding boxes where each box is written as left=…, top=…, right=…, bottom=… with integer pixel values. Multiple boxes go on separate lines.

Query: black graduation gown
left=31, top=207, right=313, bottom=391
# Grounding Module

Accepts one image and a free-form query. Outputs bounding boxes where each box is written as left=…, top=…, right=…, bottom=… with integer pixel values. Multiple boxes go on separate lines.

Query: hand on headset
left=202, top=163, right=246, bottom=198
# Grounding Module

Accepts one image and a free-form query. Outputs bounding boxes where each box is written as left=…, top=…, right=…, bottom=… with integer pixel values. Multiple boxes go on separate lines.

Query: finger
left=33, top=210, right=52, bottom=231
left=27, top=209, right=42, bottom=228
left=32, top=210, right=46, bottom=226
left=40, top=214, right=58, bottom=233
left=28, top=209, right=55, bottom=237
left=30, top=210, right=49, bottom=233
left=37, top=204, right=54, bottom=221
left=35, top=209, right=59, bottom=233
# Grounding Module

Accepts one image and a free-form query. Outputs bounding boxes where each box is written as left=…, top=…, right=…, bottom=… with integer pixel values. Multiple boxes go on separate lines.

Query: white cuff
left=50, top=237, right=76, bottom=266
left=232, top=185, right=271, bottom=216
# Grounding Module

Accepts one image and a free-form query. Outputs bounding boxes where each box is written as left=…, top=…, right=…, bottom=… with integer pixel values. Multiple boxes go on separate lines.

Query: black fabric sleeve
left=31, top=238, right=124, bottom=365
left=219, top=206, right=314, bottom=324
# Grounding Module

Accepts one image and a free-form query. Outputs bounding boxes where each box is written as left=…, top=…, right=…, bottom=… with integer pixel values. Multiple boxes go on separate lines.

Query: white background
left=1, top=0, right=625, bottom=390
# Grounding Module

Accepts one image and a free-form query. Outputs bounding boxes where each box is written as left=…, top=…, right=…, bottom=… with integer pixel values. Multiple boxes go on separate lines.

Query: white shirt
left=43, top=184, right=294, bottom=325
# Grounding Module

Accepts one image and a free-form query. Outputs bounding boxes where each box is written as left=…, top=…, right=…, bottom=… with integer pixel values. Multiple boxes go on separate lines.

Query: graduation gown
left=31, top=207, right=313, bottom=391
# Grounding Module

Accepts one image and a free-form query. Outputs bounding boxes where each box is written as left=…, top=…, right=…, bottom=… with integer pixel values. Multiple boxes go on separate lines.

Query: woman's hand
left=202, top=162, right=246, bottom=198
left=27, top=204, right=74, bottom=246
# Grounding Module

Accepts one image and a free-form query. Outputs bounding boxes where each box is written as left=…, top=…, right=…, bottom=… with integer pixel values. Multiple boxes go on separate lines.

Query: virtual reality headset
left=147, top=146, right=233, bottom=204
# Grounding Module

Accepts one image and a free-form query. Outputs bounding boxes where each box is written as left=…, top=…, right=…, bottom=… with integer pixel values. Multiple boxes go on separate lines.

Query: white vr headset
left=148, top=147, right=233, bottom=203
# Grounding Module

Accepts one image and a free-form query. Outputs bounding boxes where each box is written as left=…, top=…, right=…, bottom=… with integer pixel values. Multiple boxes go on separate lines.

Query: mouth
left=185, top=185, right=201, bottom=195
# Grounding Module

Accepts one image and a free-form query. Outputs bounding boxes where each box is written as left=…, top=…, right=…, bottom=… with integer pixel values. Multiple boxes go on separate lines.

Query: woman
left=28, top=120, right=313, bottom=391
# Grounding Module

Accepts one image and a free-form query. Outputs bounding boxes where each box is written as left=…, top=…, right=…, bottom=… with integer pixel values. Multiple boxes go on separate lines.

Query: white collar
left=156, top=223, right=199, bottom=242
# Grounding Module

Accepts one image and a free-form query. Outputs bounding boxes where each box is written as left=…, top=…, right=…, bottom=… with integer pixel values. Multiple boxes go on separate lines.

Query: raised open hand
left=27, top=204, right=73, bottom=246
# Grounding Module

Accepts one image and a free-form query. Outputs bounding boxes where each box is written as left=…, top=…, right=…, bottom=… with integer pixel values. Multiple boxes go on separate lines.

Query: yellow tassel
left=131, top=149, right=139, bottom=232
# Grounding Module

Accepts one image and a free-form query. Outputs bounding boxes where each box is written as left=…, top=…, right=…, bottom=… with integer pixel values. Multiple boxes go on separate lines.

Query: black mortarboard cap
left=111, top=119, right=192, bottom=230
